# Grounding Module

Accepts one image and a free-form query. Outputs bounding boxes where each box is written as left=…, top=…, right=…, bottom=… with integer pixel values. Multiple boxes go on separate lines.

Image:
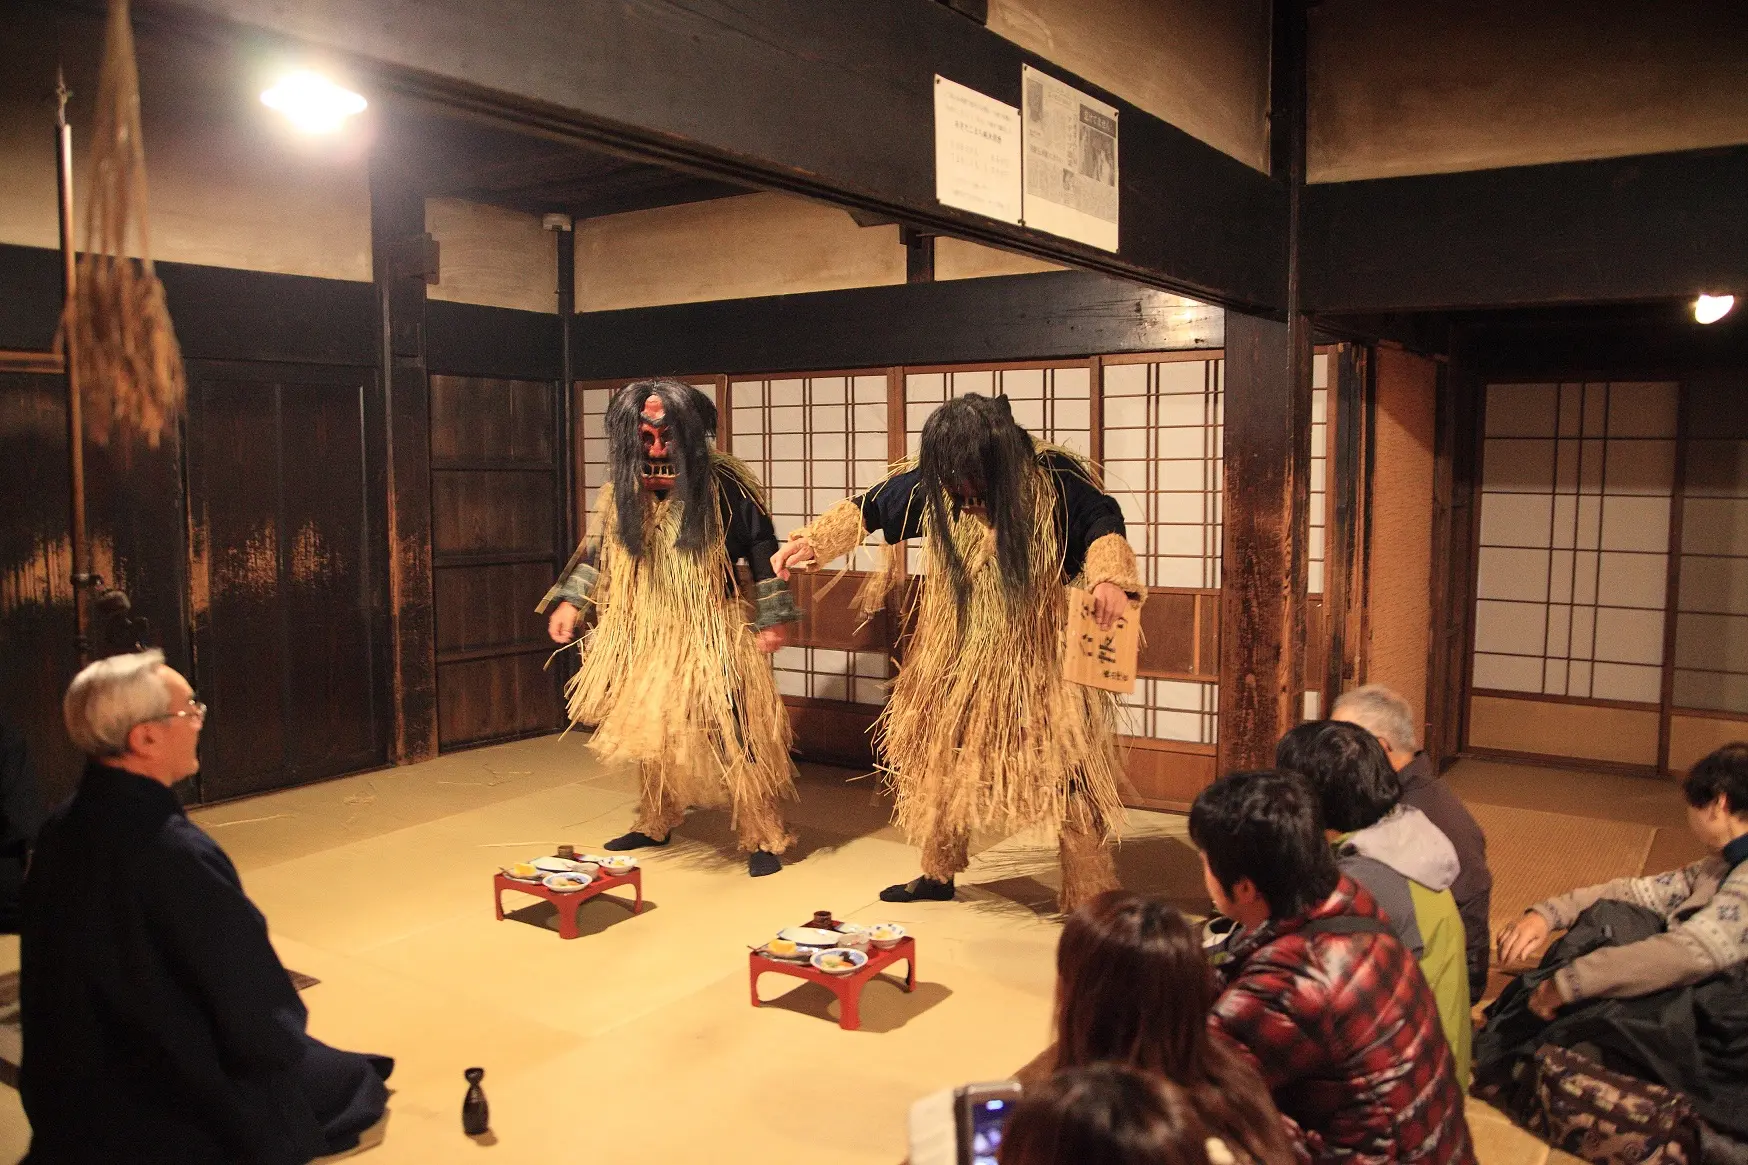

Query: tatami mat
left=0, top=745, right=1688, bottom=1164
left=1468, top=802, right=1656, bottom=933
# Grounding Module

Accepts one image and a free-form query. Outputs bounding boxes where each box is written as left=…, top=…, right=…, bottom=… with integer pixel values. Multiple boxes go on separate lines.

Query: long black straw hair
left=917, top=393, right=1037, bottom=608
left=605, top=378, right=718, bottom=556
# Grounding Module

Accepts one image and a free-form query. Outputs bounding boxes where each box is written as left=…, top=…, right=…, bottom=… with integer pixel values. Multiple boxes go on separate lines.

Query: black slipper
left=747, top=850, right=782, bottom=877
left=603, top=830, right=671, bottom=851
left=879, top=875, right=955, bottom=903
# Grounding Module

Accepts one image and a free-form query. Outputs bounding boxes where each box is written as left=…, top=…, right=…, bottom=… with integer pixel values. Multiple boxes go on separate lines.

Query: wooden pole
left=56, top=66, right=92, bottom=666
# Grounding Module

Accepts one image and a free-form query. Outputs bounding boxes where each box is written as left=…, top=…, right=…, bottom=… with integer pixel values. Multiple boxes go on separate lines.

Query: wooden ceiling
left=390, top=104, right=754, bottom=222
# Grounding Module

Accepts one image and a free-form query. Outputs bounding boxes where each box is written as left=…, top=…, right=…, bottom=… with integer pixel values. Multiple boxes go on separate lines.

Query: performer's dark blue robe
left=20, top=761, right=391, bottom=1164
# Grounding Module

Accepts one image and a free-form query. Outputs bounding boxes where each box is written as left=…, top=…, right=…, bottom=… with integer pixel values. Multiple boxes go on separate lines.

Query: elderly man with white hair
left=19, top=650, right=392, bottom=1164
left=1332, top=683, right=1493, bottom=1003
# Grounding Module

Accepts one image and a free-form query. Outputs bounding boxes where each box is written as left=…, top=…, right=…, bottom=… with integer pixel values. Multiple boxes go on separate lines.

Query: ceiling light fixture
left=260, top=70, right=367, bottom=134
left=1694, top=294, right=1735, bottom=325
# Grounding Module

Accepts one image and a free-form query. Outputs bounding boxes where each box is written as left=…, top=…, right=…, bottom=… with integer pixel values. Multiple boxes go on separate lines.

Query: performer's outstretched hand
left=548, top=601, right=581, bottom=644
left=755, top=625, right=787, bottom=654
left=772, top=537, right=816, bottom=581
left=1091, top=582, right=1129, bottom=630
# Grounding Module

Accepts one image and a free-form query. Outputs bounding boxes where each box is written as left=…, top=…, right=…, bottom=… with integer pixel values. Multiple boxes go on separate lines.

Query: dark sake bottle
left=462, top=1067, right=489, bottom=1135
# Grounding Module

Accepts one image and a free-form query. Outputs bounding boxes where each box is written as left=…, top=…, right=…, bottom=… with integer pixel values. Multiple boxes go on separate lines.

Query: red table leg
left=836, top=980, right=861, bottom=1031
left=557, top=895, right=582, bottom=940
left=494, top=883, right=506, bottom=921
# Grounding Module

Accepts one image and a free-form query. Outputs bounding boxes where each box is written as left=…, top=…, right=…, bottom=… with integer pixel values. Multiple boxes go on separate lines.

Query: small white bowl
left=810, top=947, right=868, bottom=976
left=596, top=856, right=637, bottom=877
left=542, top=872, right=593, bottom=893
left=865, top=923, right=907, bottom=950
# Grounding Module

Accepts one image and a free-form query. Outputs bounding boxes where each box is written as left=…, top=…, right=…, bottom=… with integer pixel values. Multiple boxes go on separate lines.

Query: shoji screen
left=1099, top=352, right=1330, bottom=744
left=1669, top=386, right=1748, bottom=769
left=1468, top=382, right=1676, bottom=766
left=729, top=372, right=892, bottom=707
left=903, top=364, right=1093, bottom=457
left=1102, top=353, right=1223, bottom=745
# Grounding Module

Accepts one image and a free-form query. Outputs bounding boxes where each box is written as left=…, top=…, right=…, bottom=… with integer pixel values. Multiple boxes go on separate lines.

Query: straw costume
left=781, top=394, right=1145, bottom=912
left=540, top=380, right=800, bottom=876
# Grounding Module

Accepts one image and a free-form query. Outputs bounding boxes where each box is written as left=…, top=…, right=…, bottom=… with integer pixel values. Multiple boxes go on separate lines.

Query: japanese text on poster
left=1021, top=65, right=1119, bottom=252
left=933, top=75, right=1022, bottom=224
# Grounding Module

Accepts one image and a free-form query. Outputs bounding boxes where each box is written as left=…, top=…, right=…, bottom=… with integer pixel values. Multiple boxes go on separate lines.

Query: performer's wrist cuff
left=549, top=562, right=598, bottom=610
left=754, top=578, right=801, bottom=629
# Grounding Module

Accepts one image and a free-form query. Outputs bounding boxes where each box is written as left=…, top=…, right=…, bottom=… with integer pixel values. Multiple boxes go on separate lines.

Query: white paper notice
left=1021, top=65, right=1119, bottom=252
left=933, top=75, right=1022, bottom=224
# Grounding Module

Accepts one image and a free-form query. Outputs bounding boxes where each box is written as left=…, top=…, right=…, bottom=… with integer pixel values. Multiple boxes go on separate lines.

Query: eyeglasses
left=144, top=699, right=207, bottom=725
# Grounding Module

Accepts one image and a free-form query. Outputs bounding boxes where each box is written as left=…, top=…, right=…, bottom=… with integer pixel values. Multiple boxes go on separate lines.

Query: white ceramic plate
left=533, top=856, right=583, bottom=874
left=810, top=947, right=868, bottom=976
left=542, top=872, right=593, bottom=893
left=501, top=868, right=543, bottom=883
left=778, top=926, right=845, bottom=947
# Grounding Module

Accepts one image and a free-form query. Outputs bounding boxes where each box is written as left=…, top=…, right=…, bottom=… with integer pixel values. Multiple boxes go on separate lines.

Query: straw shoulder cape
left=550, top=454, right=797, bottom=814
left=794, top=448, right=1146, bottom=842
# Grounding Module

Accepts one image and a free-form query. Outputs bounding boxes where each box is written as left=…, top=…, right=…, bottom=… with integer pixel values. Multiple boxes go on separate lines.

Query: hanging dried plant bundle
left=56, top=0, right=186, bottom=450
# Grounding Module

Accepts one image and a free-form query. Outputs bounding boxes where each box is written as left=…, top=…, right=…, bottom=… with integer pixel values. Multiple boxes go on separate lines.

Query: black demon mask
left=917, top=393, right=1038, bottom=606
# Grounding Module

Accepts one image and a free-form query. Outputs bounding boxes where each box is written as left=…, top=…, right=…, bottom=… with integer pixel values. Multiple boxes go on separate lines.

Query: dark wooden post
left=1217, top=0, right=1313, bottom=772
left=902, top=227, right=935, bottom=285
left=370, top=154, right=439, bottom=764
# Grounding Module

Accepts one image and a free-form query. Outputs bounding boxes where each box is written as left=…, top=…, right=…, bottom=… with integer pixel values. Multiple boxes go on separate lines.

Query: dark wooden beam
left=572, top=270, right=1223, bottom=378
left=1, top=244, right=376, bottom=364
left=1218, top=0, right=1312, bottom=773
left=426, top=301, right=562, bottom=381
left=1451, top=301, right=1748, bottom=379
left=370, top=154, right=440, bottom=764
left=143, top=0, right=1286, bottom=312
left=1303, top=145, right=1748, bottom=313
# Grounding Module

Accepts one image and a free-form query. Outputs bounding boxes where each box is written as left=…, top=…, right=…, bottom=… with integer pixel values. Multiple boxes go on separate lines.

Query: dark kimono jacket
left=20, top=762, right=391, bottom=1164
left=854, top=449, right=1127, bottom=581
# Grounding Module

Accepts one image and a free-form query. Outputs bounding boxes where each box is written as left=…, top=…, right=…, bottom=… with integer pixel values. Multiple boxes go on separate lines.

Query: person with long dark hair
left=541, top=379, right=800, bottom=876
left=773, top=394, right=1145, bottom=911
left=1036, top=891, right=1294, bottom=1164
left=999, top=1065, right=1236, bottom=1165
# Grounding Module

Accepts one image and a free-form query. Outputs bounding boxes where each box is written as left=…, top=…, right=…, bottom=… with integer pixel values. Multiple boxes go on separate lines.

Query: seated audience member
left=1189, top=770, right=1474, bottom=1164
left=1476, top=743, right=1748, bottom=1149
left=1332, top=684, right=1492, bottom=1003
left=21, top=650, right=393, bottom=1165
left=1276, top=720, right=1472, bottom=1084
left=1001, top=1064, right=1236, bottom=1165
left=1025, top=890, right=1293, bottom=1163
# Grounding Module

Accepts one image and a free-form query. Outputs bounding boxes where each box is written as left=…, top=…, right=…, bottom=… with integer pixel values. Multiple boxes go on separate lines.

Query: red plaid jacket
left=1209, top=875, right=1475, bottom=1164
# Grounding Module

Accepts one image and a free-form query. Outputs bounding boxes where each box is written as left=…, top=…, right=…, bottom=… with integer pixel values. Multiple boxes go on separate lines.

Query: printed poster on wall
left=1021, top=64, right=1119, bottom=252
left=933, top=75, right=1023, bottom=224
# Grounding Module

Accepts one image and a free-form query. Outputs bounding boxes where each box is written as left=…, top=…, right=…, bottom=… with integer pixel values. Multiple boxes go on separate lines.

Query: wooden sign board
left=1064, top=586, right=1139, bottom=693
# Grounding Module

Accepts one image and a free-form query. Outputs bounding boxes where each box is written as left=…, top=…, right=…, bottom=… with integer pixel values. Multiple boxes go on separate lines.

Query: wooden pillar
left=1216, top=0, right=1313, bottom=772
left=1218, top=313, right=1313, bottom=771
left=370, top=155, right=439, bottom=764
left=902, top=227, right=935, bottom=284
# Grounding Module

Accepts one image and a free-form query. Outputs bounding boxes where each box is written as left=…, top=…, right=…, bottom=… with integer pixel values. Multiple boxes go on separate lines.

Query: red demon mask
left=639, top=395, right=676, bottom=491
